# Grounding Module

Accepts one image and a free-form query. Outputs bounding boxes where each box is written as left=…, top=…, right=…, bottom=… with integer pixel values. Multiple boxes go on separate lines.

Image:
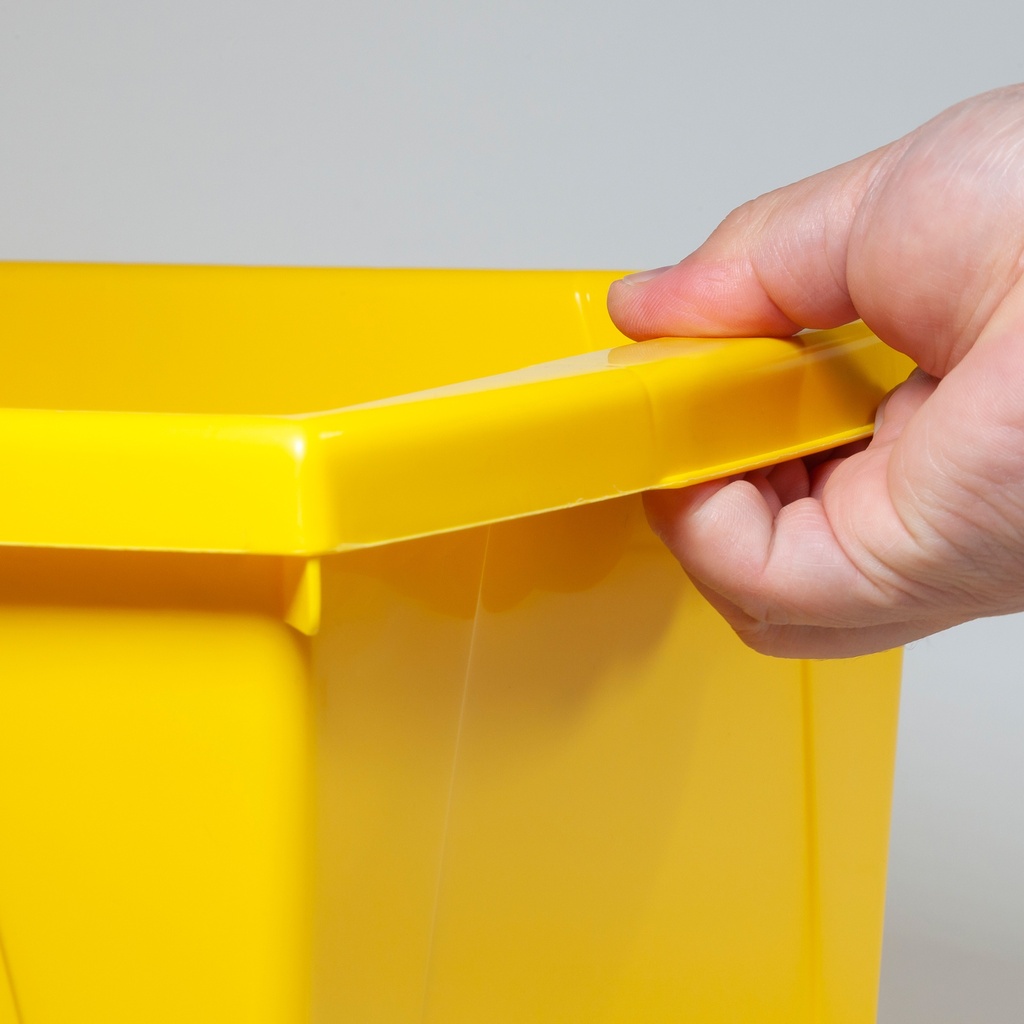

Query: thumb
left=606, top=148, right=887, bottom=340
left=872, top=367, right=938, bottom=444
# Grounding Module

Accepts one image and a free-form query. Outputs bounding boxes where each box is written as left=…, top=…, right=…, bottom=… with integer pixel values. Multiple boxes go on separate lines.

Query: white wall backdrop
left=4, top=3, right=1024, bottom=1019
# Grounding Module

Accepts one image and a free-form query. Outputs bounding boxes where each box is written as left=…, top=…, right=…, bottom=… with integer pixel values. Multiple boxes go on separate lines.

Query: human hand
left=608, top=85, right=1024, bottom=658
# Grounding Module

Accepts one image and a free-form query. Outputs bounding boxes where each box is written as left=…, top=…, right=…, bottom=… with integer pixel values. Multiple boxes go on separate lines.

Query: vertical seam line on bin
left=0, top=925, right=24, bottom=1024
left=801, top=660, right=822, bottom=1023
left=417, top=525, right=492, bottom=1023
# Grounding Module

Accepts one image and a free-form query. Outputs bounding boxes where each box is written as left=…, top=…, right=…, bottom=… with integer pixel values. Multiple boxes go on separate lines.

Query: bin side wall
left=807, top=654, right=903, bottom=1024
left=311, top=497, right=901, bottom=1023
left=0, top=523, right=900, bottom=1024
left=0, top=551, right=313, bottom=1024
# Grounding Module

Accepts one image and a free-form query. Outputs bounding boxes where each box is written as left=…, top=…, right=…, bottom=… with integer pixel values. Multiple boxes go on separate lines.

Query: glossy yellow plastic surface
left=0, top=263, right=911, bottom=554
left=0, top=264, right=909, bottom=1022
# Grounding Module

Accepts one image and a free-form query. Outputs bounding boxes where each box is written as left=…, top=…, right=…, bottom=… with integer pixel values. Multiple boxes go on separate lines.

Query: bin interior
left=1, top=264, right=625, bottom=415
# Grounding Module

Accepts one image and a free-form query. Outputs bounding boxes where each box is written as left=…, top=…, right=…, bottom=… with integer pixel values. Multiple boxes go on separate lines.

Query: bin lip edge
left=0, top=421, right=877, bottom=557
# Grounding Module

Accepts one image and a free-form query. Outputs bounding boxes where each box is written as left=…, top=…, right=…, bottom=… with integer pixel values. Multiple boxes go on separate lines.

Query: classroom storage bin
left=0, top=264, right=910, bottom=1023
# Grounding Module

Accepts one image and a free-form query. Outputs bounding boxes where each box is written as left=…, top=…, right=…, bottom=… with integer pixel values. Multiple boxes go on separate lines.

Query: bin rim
left=0, top=263, right=911, bottom=555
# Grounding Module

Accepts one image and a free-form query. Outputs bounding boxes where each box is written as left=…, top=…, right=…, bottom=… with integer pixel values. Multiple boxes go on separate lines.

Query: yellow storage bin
left=0, top=264, right=911, bottom=1024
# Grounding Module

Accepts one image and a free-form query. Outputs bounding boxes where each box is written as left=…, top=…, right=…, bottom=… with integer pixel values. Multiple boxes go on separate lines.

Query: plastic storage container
left=0, top=263, right=911, bottom=1024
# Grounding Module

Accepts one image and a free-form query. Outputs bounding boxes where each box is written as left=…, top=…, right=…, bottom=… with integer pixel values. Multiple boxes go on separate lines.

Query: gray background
left=3, top=2, right=1022, bottom=1019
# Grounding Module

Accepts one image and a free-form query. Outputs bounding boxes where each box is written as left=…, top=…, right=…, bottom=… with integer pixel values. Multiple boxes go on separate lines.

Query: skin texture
left=607, top=85, right=1024, bottom=658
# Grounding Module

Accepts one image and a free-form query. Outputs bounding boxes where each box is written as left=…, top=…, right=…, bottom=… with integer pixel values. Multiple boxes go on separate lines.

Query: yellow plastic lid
left=0, top=263, right=912, bottom=554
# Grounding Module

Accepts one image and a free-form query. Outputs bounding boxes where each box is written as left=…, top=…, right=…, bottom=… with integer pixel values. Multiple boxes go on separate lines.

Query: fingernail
left=618, top=265, right=674, bottom=286
left=874, top=393, right=890, bottom=432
